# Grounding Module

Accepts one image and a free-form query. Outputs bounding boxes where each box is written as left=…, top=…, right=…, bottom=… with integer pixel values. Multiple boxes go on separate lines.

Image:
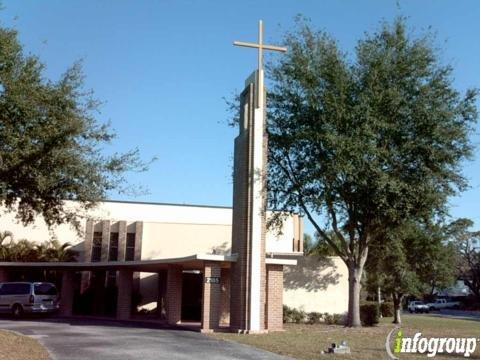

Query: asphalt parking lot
left=0, top=318, right=290, bottom=360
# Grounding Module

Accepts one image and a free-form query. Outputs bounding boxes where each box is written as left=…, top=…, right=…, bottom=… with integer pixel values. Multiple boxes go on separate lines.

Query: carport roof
left=0, top=254, right=238, bottom=272
left=0, top=254, right=297, bottom=272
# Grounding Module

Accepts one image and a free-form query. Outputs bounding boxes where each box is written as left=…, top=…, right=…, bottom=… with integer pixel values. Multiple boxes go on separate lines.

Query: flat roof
left=99, top=199, right=299, bottom=214
left=102, top=199, right=232, bottom=210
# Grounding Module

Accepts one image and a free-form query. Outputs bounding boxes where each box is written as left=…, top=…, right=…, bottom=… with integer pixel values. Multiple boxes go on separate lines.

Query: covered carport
left=0, top=254, right=237, bottom=332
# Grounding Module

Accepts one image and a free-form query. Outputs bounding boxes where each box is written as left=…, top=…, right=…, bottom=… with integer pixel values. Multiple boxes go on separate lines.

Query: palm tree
left=9, top=239, right=39, bottom=262
left=0, top=231, right=13, bottom=245
left=41, top=239, right=78, bottom=262
left=38, top=239, right=78, bottom=283
left=0, top=231, right=14, bottom=260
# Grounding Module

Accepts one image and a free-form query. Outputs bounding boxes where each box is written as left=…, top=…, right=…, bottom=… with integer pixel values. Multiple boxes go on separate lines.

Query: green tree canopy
left=265, top=17, right=477, bottom=326
left=304, top=232, right=340, bottom=257
left=0, top=24, right=150, bottom=228
left=447, top=218, right=480, bottom=299
left=366, top=220, right=456, bottom=324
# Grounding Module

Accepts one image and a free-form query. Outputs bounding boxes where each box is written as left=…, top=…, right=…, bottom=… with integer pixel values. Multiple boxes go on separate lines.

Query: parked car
left=0, top=282, right=59, bottom=317
left=426, top=299, right=461, bottom=311
left=408, top=301, right=430, bottom=313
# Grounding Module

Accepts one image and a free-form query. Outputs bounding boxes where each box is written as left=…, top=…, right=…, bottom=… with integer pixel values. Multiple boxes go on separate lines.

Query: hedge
left=283, top=305, right=344, bottom=325
left=381, top=302, right=394, bottom=317
left=360, top=302, right=380, bottom=326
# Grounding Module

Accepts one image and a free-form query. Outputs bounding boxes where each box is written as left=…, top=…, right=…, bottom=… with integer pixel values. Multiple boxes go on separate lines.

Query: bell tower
left=229, top=21, right=287, bottom=333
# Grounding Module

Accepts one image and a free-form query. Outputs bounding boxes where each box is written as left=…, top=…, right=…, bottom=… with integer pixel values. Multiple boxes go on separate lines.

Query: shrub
left=283, top=305, right=306, bottom=323
left=291, top=308, right=306, bottom=323
left=323, top=313, right=345, bottom=325
left=307, top=312, right=322, bottom=324
left=360, top=302, right=379, bottom=326
left=283, top=305, right=292, bottom=323
left=283, top=306, right=344, bottom=325
left=380, top=302, right=394, bottom=317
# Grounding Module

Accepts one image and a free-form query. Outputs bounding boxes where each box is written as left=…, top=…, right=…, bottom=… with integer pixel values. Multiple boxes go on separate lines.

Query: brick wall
left=220, top=268, right=231, bottom=325
left=157, top=270, right=167, bottom=319
left=59, top=271, right=75, bottom=317
left=118, top=221, right=127, bottom=261
left=117, top=270, right=133, bottom=320
left=166, top=265, right=182, bottom=325
left=201, top=262, right=221, bottom=332
left=266, top=264, right=284, bottom=331
left=80, top=219, right=94, bottom=293
left=101, top=220, right=110, bottom=262
left=133, top=221, right=143, bottom=292
left=229, top=83, right=254, bottom=331
left=0, top=268, right=8, bottom=282
left=230, top=77, right=271, bottom=332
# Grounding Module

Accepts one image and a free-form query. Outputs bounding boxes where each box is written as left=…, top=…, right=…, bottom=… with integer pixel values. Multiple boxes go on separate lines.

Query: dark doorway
left=73, top=271, right=116, bottom=317
left=181, top=272, right=202, bottom=322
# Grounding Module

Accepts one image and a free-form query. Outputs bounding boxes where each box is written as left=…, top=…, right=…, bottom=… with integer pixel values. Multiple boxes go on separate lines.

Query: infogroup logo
left=386, top=328, right=478, bottom=359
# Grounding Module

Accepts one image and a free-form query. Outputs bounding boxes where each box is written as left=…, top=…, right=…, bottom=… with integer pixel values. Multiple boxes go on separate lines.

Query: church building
left=0, top=21, right=348, bottom=333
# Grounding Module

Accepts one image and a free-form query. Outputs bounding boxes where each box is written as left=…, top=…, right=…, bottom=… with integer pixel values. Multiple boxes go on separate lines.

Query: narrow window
left=91, top=232, right=102, bottom=262
left=125, top=233, right=135, bottom=261
left=109, top=232, right=119, bottom=261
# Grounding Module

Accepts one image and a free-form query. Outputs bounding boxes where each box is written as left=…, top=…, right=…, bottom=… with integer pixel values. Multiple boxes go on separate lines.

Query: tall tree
left=448, top=218, right=480, bottom=300
left=0, top=23, right=150, bottom=228
left=366, top=221, right=456, bottom=324
left=265, top=18, right=477, bottom=326
left=404, top=223, right=456, bottom=296
left=370, top=232, right=420, bottom=325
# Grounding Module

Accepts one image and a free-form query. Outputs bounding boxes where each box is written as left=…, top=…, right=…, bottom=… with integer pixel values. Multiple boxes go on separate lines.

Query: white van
left=0, top=282, right=60, bottom=317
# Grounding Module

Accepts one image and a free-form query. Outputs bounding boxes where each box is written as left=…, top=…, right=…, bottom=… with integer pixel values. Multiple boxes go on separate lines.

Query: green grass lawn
left=0, top=330, right=50, bottom=360
left=212, top=315, right=480, bottom=359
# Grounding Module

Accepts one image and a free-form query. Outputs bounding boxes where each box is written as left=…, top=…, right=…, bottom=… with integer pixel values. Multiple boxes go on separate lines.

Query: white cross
left=234, top=20, right=287, bottom=108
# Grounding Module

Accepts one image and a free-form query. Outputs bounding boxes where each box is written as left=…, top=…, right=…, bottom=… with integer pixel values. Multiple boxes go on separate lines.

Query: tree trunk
left=377, top=286, right=382, bottom=318
left=347, top=265, right=363, bottom=327
left=392, top=293, right=403, bottom=324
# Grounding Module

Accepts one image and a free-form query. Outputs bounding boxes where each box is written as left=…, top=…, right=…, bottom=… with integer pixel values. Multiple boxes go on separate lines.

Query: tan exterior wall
left=0, top=207, right=83, bottom=248
left=0, top=201, right=300, bottom=258
left=283, top=256, right=349, bottom=315
left=141, top=222, right=232, bottom=259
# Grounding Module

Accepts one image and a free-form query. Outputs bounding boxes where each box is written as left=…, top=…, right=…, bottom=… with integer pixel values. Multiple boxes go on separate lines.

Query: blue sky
left=1, top=0, right=479, bottom=234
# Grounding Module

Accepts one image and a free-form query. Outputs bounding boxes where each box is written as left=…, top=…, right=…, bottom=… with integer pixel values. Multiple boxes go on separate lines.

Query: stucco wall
left=0, top=200, right=300, bottom=257
left=0, top=207, right=83, bottom=248
left=141, top=222, right=232, bottom=259
left=283, top=256, right=348, bottom=315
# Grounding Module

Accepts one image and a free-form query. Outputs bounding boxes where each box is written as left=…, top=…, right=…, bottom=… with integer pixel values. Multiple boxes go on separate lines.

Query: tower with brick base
left=230, top=20, right=287, bottom=333
left=229, top=71, right=268, bottom=333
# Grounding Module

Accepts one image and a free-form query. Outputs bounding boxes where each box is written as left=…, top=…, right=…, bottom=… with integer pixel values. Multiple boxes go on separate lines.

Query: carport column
left=266, top=264, right=284, bottom=331
left=157, top=270, right=167, bottom=319
left=117, top=270, right=133, bottom=320
left=201, top=262, right=221, bottom=333
left=59, top=271, right=75, bottom=317
left=0, top=268, right=8, bottom=282
left=166, top=265, right=182, bottom=325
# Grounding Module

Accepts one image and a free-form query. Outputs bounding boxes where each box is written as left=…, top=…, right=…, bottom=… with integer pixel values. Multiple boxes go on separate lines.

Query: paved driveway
left=0, top=318, right=290, bottom=360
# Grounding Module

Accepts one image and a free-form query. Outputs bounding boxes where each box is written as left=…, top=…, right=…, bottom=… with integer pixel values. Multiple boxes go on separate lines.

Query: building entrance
left=181, top=272, right=202, bottom=322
